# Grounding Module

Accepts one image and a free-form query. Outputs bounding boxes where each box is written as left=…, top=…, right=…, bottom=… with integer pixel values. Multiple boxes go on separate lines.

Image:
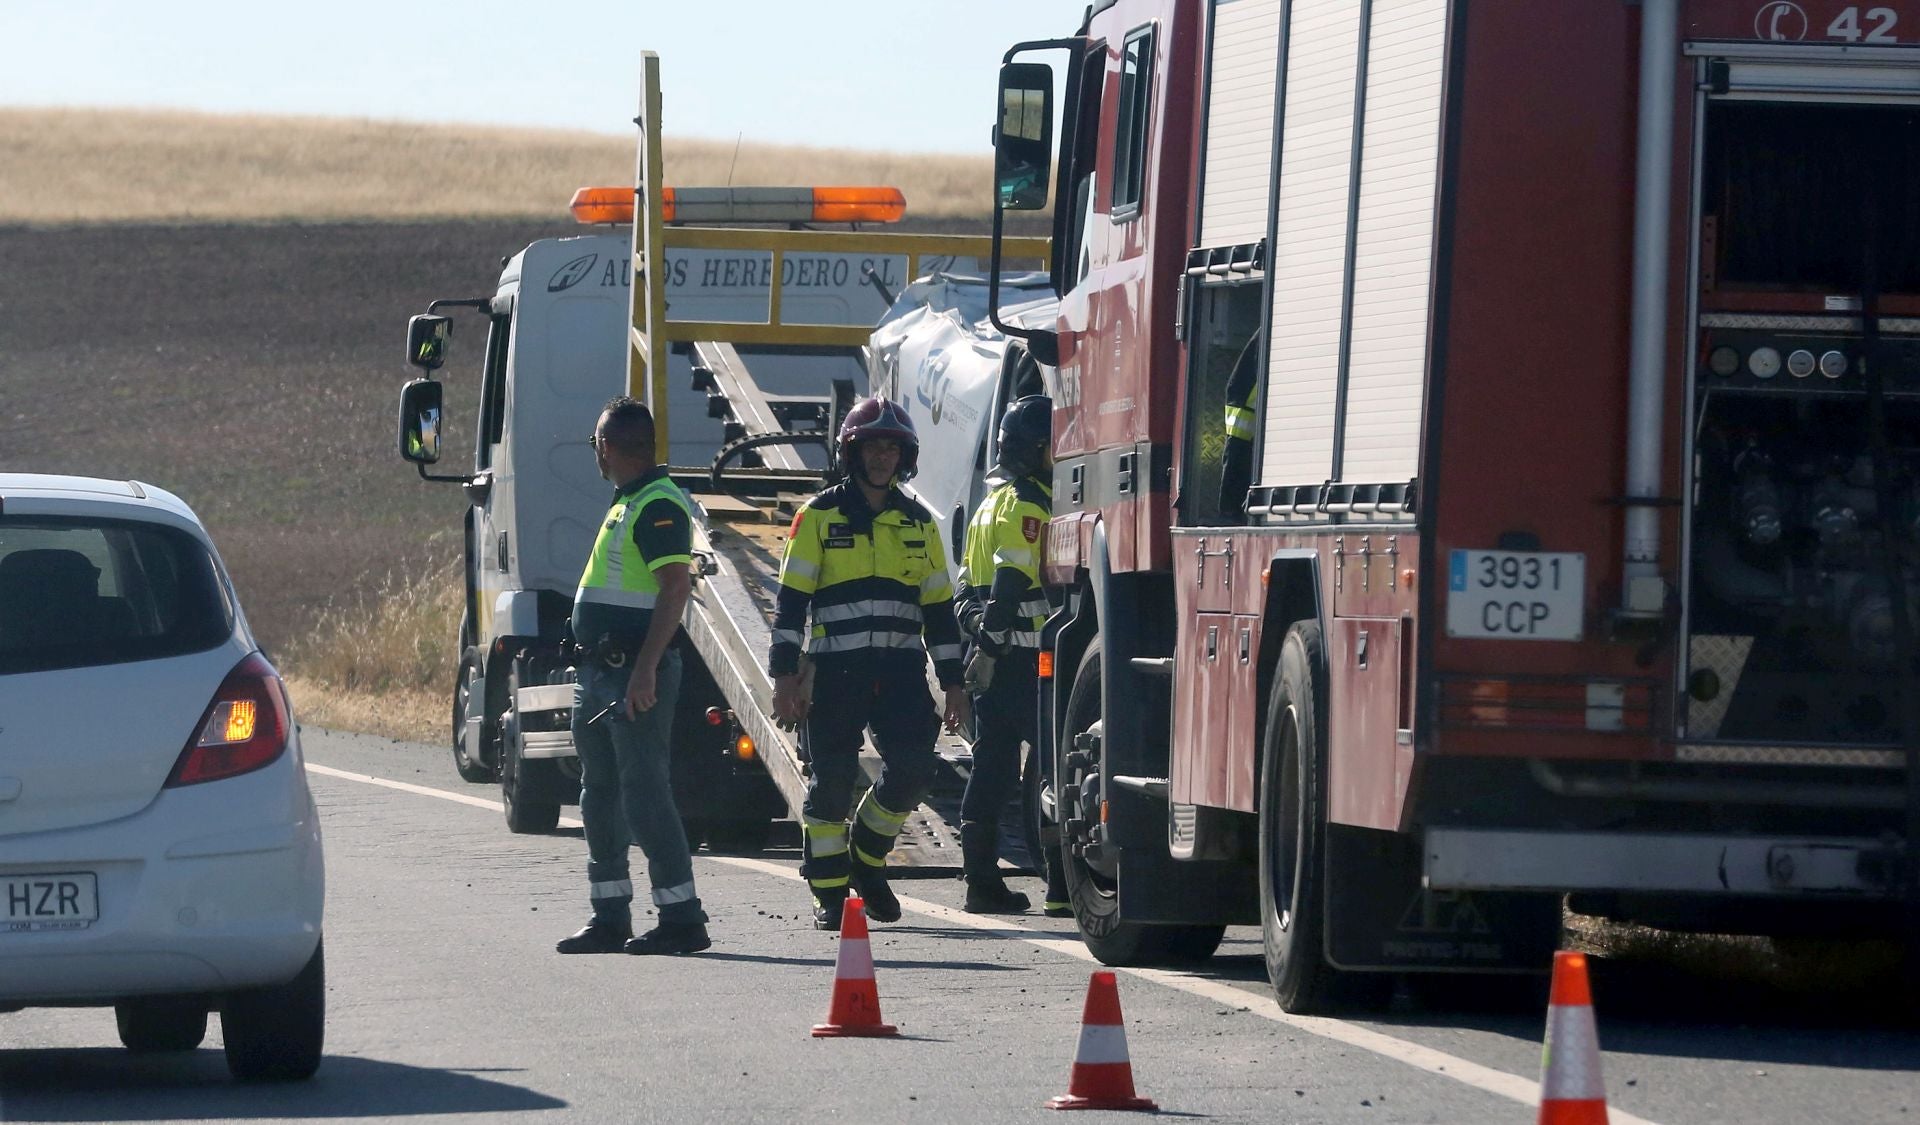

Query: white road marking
left=307, top=762, right=1664, bottom=1125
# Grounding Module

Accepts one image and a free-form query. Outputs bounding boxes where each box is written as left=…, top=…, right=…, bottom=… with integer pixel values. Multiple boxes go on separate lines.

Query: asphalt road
left=3, top=728, right=1918, bottom=1123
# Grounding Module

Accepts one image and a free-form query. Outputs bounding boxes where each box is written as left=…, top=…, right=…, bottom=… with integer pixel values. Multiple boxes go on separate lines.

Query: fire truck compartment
left=1684, top=85, right=1920, bottom=747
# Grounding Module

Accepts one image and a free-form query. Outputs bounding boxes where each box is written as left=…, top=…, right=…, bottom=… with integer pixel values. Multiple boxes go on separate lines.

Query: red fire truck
left=989, top=0, right=1920, bottom=1011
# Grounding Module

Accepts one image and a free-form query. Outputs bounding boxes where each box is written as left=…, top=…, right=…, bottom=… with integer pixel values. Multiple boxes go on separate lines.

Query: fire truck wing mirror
left=1026, top=328, right=1059, bottom=368
left=399, top=378, right=445, bottom=465
left=995, top=62, right=1054, bottom=212
left=406, top=313, right=451, bottom=371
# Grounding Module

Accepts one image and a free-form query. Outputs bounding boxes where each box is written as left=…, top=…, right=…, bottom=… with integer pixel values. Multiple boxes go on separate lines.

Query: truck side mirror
left=995, top=62, right=1054, bottom=212
left=399, top=378, right=444, bottom=465
left=407, top=314, right=451, bottom=371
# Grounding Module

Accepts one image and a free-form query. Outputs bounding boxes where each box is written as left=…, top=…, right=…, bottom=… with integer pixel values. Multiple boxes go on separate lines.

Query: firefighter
left=956, top=394, right=1071, bottom=915
left=769, top=396, right=970, bottom=930
left=556, top=397, right=710, bottom=956
left=1219, top=330, right=1261, bottom=524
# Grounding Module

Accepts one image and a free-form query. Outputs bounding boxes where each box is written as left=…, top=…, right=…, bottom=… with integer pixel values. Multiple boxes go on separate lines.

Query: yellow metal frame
left=627, top=56, right=1051, bottom=450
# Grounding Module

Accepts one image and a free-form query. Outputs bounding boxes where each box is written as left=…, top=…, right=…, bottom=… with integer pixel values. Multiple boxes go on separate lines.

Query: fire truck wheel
left=1260, top=620, right=1346, bottom=1013
left=452, top=643, right=493, bottom=783
left=1061, top=638, right=1223, bottom=965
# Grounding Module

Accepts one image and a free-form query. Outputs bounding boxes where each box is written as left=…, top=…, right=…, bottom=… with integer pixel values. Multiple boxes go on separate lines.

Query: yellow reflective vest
left=769, top=481, right=965, bottom=686
left=572, top=468, right=692, bottom=643
left=959, top=474, right=1051, bottom=652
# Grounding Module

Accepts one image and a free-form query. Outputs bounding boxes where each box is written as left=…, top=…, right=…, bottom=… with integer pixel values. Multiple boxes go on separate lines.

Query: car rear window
left=0, top=517, right=233, bottom=675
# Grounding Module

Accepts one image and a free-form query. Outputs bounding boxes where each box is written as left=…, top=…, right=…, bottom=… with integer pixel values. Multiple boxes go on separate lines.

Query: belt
left=571, top=637, right=639, bottom=668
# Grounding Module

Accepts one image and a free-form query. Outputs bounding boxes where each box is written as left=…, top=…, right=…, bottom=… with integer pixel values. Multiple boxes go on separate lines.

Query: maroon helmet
left=837, top=396, right=919, bottom=481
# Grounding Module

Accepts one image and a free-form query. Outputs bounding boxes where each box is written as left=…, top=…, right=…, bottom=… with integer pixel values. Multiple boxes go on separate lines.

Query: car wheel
left=115, top=996, right=208, bottom=1052
left=452, top=644, right=492, bottom=783
left=222, top=938, right=324, bottom=1082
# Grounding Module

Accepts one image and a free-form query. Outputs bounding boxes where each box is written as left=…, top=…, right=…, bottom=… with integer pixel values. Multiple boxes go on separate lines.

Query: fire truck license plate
left=1446, top=551, right=1585, bottom=641
left=3, top=873, right=98, bottom=932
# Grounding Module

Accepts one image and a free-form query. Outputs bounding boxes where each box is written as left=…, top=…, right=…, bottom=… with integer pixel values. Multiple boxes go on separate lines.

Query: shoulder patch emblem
left=1022, top=515, right=1042, bottom=543
left=788, top=510, right=805, bottom=537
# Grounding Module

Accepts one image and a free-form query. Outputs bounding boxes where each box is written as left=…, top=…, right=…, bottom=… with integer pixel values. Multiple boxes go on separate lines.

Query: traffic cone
left=1046, top=970, right=1157, bottom=1111
left=1538, top=950, right=1609, bottom=1124
left=811, top=895, right=898, bottom=1038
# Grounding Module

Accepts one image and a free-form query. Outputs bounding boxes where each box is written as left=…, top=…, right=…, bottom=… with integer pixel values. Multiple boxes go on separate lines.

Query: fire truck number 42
left=1757, top=3, right=1902, bottom=42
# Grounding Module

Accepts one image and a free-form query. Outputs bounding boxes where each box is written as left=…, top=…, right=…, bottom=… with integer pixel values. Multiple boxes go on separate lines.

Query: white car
left=0, top=474, right=325, bottom=1081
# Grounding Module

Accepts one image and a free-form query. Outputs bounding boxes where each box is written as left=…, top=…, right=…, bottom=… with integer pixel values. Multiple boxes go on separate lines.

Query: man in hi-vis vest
left=556, top=397, right=711, bottom=956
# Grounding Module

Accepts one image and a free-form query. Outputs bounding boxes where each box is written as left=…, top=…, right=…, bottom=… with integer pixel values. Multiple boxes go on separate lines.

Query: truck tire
left=452, top=643, right=492, bottom=784
left=1260, top=620, right=1363, bottom=1013
left=501, top=661, right=562, bottom=834
left=222, top=938, right=324, bottom=1082
left=1061, top=638, right=1225, bottom=965
left=115, top=996, right=207, bottom=1052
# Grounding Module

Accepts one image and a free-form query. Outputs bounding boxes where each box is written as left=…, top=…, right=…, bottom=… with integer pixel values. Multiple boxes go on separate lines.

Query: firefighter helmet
left=837, top=396, right=919, bottom=482
left=995, top=395, right=1053, bottom=479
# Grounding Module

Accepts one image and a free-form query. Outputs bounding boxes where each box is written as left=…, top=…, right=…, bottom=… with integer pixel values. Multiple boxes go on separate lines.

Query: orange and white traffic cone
left=1046, top=970, right=1157, bottom=1111
left=811, top=895, right=898, bottom=1038
left=1538, top=950, right=1609, bottom=1124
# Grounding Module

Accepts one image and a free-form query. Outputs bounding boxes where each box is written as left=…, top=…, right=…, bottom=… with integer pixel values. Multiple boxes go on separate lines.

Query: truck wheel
left=1061, top=639, right=1222, bottom=965
left=1260, top=620, right=1352, bottom=1013
left=452, top=645, right=492, bottom=783
left=501, top=662, right=562, bottom=834
left=222, top=938, right=324, bottom=1082
left=115, top=996, right=207, bottom=1052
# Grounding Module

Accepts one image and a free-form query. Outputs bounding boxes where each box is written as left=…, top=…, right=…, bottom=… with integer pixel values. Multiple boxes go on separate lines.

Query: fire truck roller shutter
left=1261, top=0, right=1364, bottom=488
left=1260, top=0, right=1449, bottom=488
left=1334, top=0, right=1448, bottom=485
left=1198, top=0, right=1284, bottom=249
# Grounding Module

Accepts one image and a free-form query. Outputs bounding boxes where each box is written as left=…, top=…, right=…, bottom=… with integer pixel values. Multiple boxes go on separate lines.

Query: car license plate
left=3, top=873, right=98, bottom=932
left=1447, top=550, right=1586, bottom=641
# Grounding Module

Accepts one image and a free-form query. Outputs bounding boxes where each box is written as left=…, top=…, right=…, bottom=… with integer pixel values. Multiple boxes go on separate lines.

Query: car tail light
left=166, top=652, right=292, bottom=787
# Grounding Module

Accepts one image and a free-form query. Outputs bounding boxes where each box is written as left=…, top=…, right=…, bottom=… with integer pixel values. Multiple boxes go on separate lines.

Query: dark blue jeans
left=571, top=649, right=702, bottom=927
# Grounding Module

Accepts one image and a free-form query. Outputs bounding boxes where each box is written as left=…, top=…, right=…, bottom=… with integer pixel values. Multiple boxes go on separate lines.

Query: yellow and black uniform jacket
left=957, top=473, right=1051, bottom=655
left=769, top=481, right=966, bottom=687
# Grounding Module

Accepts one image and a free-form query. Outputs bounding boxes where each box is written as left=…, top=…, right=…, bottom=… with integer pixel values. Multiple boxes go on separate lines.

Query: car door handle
left=0, top=778, right=21, bottom=803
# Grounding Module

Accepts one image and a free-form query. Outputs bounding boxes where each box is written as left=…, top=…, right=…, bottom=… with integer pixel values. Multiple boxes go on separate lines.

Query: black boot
left=850, top=862, right=902, bottom=923
left=556, top=918, right=632, bottom=954
left=624, top=917, right=711, bottom=955
left=812, top=888, right=849, bottom=931
left=961, top=822, right=1030, bottom=914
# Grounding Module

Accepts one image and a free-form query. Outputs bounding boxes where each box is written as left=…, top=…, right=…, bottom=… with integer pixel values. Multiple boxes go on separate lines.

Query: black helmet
left=995, top=395, right=1053, bottom=479
left=837, top=396, right=919, bottom=482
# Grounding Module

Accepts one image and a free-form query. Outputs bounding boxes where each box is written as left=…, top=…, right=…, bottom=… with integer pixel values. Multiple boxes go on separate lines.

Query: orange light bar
left=734, top=733, right=756, bottom=760
left=569, top=185, right=906, bottom=226
left=1037, top=651, right=1054, bottom=680
left=569, top=186, right=634, bottom=225
left=807, top=186, right=906, bottom=224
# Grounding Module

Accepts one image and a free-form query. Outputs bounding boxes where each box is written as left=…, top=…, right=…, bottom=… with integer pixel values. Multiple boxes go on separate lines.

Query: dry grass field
left=0, top=108, right=996, bottom=226
left=0, top=108, right=1001, bottom=740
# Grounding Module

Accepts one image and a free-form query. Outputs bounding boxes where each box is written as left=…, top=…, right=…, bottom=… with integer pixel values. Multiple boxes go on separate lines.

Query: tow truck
left=394, top=54, right=1048, bottom=863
